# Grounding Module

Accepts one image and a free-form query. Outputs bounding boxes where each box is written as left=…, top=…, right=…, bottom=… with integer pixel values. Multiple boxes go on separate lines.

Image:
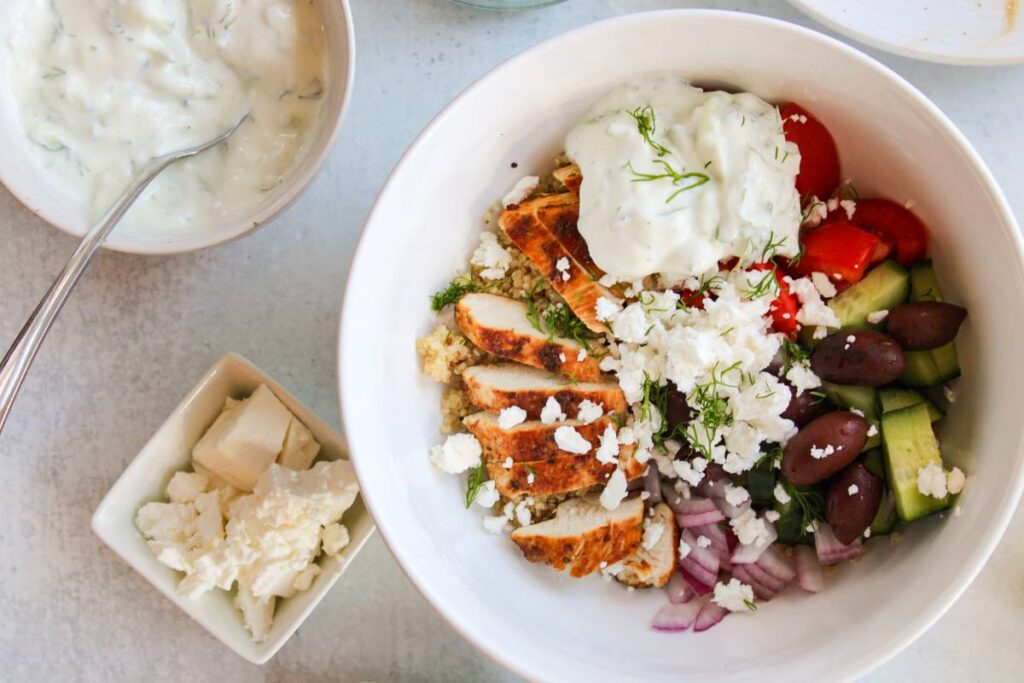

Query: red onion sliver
left=692, top=523, right=732, bottom=570
left=740, top=559, right=787, bottom=592
left=676, top=510, right=727, bottom=528
left=681, top=529, right=720, bottom=574
left=731, top=565, right=777, bottom=601
left=714, top=496, right=752, bottom=519
left=643, top=466, right=663, bottom=504
left=794, top=545, right=824, bottom=593
left=731, top=524, right=777, bottom=565
left=666, top=571, right=695, bottom=604
left=679, top=567, right=714, bottom=596
left=815, top=523, right=864, bottom=565
left=755, top=545, right=797, bottom=584
left=693, top=601, right=728, bottom=632
left=651, top=601, right=703, bottom=632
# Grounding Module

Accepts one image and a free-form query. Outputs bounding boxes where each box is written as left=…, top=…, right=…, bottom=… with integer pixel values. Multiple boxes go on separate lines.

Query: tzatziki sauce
left=7, top=0, right=327, bottom=235
left=566, top=75, right=802, bottom=281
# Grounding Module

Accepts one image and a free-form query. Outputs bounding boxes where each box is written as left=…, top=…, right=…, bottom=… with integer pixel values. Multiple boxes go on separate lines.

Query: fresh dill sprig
left=744, top=266, right=780, bottom=299
left=780, top=338, right=810, bottom=374
left=628, top=160, right=711, bottom=203
left=743, top=598, right=758, bottom=612
left=759, top=232, right=788, bottom=263
left=542, top=303, right=597, bottom=347
left=465, top=464, right=488, bottom=509
left=626, top=105, right=671, bottom=157
left=524, top=278, right=546, bottom=332
left=787, top=483, right=825, bottom=532
left=431, top=274, right=480, bottom=311
left=682, top=362, right=743, bottom=458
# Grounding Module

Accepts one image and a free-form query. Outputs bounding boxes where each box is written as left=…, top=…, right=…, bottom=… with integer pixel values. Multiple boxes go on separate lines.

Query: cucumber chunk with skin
left=878, top=388, right=944, bottom=422
left=881, top=403, right=950, bottom=522
left=802, top=260, right=910, bottom=346
left=869, top=491, right=898, bottom=536
left=821, top=382, right=881, bottom=450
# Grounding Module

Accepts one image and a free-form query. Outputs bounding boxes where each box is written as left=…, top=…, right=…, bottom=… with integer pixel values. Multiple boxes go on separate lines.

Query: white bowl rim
left=338, top=9, right=1024, bottom=681
left=787, top=0, right=1024, bottom=66
left=0, top=0, right=356, bottom=256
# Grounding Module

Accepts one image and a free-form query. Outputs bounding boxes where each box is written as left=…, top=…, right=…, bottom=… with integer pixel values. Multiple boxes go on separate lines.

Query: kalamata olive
left=781, top=385, right=827, bottom=427
left=826, top=463, right=883, bottom=544
left=781, top=411, right=868, bottom=485
left=810, top=330, right=905, bottom=386
left=666, top=382, right=695, bottom=433
left=885, top=302, right=966, bottom=351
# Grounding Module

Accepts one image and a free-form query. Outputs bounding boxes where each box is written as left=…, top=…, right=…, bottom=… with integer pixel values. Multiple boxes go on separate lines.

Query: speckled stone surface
left=0, top=1, right=1021, bottom=681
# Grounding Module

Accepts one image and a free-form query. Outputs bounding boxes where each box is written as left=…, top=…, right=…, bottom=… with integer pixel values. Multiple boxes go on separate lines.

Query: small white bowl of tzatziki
left=0, top=0, right=354, bottom=254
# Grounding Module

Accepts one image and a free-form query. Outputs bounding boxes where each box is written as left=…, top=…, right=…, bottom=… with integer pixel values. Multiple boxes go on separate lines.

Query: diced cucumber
left=861, top=449, right=886, bottom=481
left=821, top=382, right=880, bottom=450
left=773, top=497, right=808, bottom=545
left=903, top=261, right=961, bottom=384
left=801, top=260, right=910, bottom=346
left=881, top=403, right=950, bottom=522
left=746, top=461, right=776, bottom=508
left=878, top=388, right=944, bottom=422
left=899, top=350, right=944, bottom=388
left=869, top=491, right=898, bottom=536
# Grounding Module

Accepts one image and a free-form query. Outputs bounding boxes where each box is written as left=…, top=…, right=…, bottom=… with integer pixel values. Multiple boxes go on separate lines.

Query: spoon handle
left=0, top=156, right=173, bottom=434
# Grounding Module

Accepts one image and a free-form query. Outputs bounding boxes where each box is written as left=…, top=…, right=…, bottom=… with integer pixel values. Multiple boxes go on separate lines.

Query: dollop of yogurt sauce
left=566, top=74, right=802, bottom=281
left=8, top=0, right=326, bottom=234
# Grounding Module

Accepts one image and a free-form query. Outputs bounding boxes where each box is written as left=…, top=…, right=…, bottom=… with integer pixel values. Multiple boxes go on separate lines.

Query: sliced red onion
left=678, top=567, right=714, bottom=596
left=731, top=524, right=778, bottom=565
left=691, top=523, right=732, bottom=571
left=666, top=491, right=726, bottom=527
left=651, top=601, right=703, bottom=632
left=815, top=523, right=864, bottom=565
left=666, top=571, right=696, bottom=605
left=755, top=545, right=797, bottom=585
left=739, top=559, right=787, bottom=592
left=627, top=476, right=645, bottom=492
left=731, top=565, right=778, bottom=601
left=693, top=601, right=728, bottom=632
left=714, top=496, right=752, bottom=520
left=794, top=545, right=824, bottom=593
left=696, top=476, right=727, bottom=500
left=676, top=510, right=727, bottom=528
left=644, top=466, right=663, bottom=504
left=680, top=529, right=720, bottom=590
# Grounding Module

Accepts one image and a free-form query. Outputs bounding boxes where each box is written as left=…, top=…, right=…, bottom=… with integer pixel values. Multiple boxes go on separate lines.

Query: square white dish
left=92, top=352, right=374, bottom=664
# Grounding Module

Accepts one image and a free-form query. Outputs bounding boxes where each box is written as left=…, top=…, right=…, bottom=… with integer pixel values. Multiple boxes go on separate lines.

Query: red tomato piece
left=749, top=263, right=800, bottom=337
left=677, top=288, right=708, bottom=310
left=793, top=222, right=880, bottom=285
left=849, top=198, right=928, bottom=266
left=781, top=103, right=841, bottom=200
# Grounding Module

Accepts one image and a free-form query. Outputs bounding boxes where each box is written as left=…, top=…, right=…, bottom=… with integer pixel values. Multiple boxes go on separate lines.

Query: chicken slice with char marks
left=462, top=363, right=626, bottom=421
left=617, top=503, right=678, bottom=588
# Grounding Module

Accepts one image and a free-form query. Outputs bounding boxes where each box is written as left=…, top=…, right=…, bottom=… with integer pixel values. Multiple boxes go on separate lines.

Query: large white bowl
left=339, top=11, right=1024, bottom=682
left=0, top=0, right=354, bottom=255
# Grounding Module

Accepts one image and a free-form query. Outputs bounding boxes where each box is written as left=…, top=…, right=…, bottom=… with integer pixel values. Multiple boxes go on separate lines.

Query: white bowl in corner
left=339, top=10, right=1024, bottom=683
left=92, top=352, right=374, bottom=664
left=0, top=1, right=355, bottom=255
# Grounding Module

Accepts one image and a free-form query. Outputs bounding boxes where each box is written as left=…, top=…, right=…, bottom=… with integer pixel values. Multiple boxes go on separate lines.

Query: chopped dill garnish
left=743, top=598, right=758, bottom=612
left=431, top=274, right=480, bottom=312
left=628, top=159, right=711, bottom=203
left=683, top=362, right=743, bottom=458
left=780, top=338, right=810, bottom=374
left=744, top=266, right=780, bottom=299
left=522, top=278, right=599, bottom=347
left=759, top=232, right=788, bottom=263
left=465, top=464, right=488, bottom=509
left=523, top=464, right=538, bottom=477
left=626, top=105, right=671, bottom=157
left=787, top=483, right=825, bottom=533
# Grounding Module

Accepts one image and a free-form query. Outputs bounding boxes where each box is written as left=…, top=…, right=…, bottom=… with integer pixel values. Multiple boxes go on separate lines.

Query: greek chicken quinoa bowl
left=340, top=11, right=1024, bottom=683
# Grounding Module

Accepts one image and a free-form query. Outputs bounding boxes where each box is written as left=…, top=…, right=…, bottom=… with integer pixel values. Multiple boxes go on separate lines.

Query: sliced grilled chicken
left=617, top=503, right=678, bottom=588
left=462, top=363, right=627, bottom=419
left=499, top=194, right=618, bottom=333
left=486, top=448, right=644, bottom=500
left=464, top=412, right=616, bottom=463
left=553, top=164, right=582, bottom=194
left=454, top=293, right=601, bottom=382
left=511, top=494, right=644, bottom=578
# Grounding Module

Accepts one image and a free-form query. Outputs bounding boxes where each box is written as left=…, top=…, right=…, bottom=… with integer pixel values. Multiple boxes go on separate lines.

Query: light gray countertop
left=1, top=1, right=1021, bottom=681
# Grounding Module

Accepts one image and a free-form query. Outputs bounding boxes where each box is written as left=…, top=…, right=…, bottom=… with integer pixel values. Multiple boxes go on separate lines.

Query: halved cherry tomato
left=792, top=222, right=880, bottom=285
left=781, top=103, right=840, bottom=200
left=750, top=263, right=800, bottom=337
left=849, top=198, right=928, bottom=266
left=677, top=288, right=708, bottom=310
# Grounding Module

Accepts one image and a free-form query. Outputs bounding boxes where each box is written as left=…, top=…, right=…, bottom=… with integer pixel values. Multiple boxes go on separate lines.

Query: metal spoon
left=0, top=112, right=250, bottom=434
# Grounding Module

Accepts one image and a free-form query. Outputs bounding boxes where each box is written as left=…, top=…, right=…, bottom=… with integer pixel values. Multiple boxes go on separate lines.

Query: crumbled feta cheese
left=599, top=469, right=628, bottom=510
left=555, top=257, right=571, bottom=283
left=848, top=484, right=859, bottom=496
left=809, top=444, right=835, bottom=460
left=826, top=197, right=839, bottom=212
left=474, top=480, right=500, bottom=508
left=947, top=466, right=966, bottom=495
left=514, top=499, right=534, bottom=526
left=730, top=509, right=772, bottom=547
left=321, top=523, right=351, bottom=556
left=773, top=483, right=791, bottom=504
left=594, top=296, right=621, bottom=322
left=595, top=426, right=620, bottom=464
left=503, top=457, right=513, bottom=470
left=787, top=275, right=841, bottom=330
left=765, top=510, right=781, bottom=523
left=943, top=386, right=957, bottom=404
left=696, top=535, right=712, bottom=549
left=577, top=348, right=588, bottom=362
left=554, top=426, right=592, bottom=454
left=502, top=175, right=539, bottom=207
left=540, top=396, right=566, bottom=424
left=470, top=232, right=512, bottom=280
left=904, top=199, right=916, bottom=209
left=642, top=522, right=666, bottom=550
left=805, top=520, right=820, bottom=533
left=713, top=578, right=755, bottom=612
left=672, top=459, right=705, bottom=486
left=559, top=352, right=566, bottom=363
left=813, top=326, right=828, bottom=340
left=678, top=539, right=692, bottom=561
left=429, top=433, right=482, bottom=473
left=724, top=483, right=750, bottom=506
left=789, top=113, right=808, bottom=124
left=576, top=399, right=604, bottom=424
left=846, top=334, right=857, bottom=343
left=617, top=426, right=636, bottom=445
left=839, top=199, right=856, bottom=220
left=166, top=471, right=210, bottom=504
left=786, top=362, right=821, bottom=396
left=866, top=309, right=889, bottom=324
left=917, top=462, right=948, bottom=498
left=526, top=472, right=536, bottom=485
left=867, top=424, right=878, bottom=437
left=483, top=502, right=514, bottom=533
left=863, top=527, right=872, bottom=539
left=802, top=198, right=828, bottom=227
left=599, top=273, right=618, bottom=288
left=850, top=407, right=865, bottom=417
left=811, top=271, right=837, bottom=299
left=497, top=405, right=527, bottom=430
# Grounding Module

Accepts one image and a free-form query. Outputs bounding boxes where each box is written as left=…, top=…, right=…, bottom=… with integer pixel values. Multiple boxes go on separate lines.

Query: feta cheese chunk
left=599, top=469, right=628, bottom=510
left=554, top=426, right=592, bottom=454
left=278, top=417, right=321, bottom=471
left=429, top=433, right=483, bottom=473
left=471, top=232, right=512, bottom=280
left=497, top=405, right=528, bottom=430
left=192, top=385, right=293, bottom=491
left=917, top=462, right=948, bottom=498
left=713, top=578, right=755, bottom=612
left=502, top=175, right=539, bottom=208
left=576, top=399, right=604, bottom=424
